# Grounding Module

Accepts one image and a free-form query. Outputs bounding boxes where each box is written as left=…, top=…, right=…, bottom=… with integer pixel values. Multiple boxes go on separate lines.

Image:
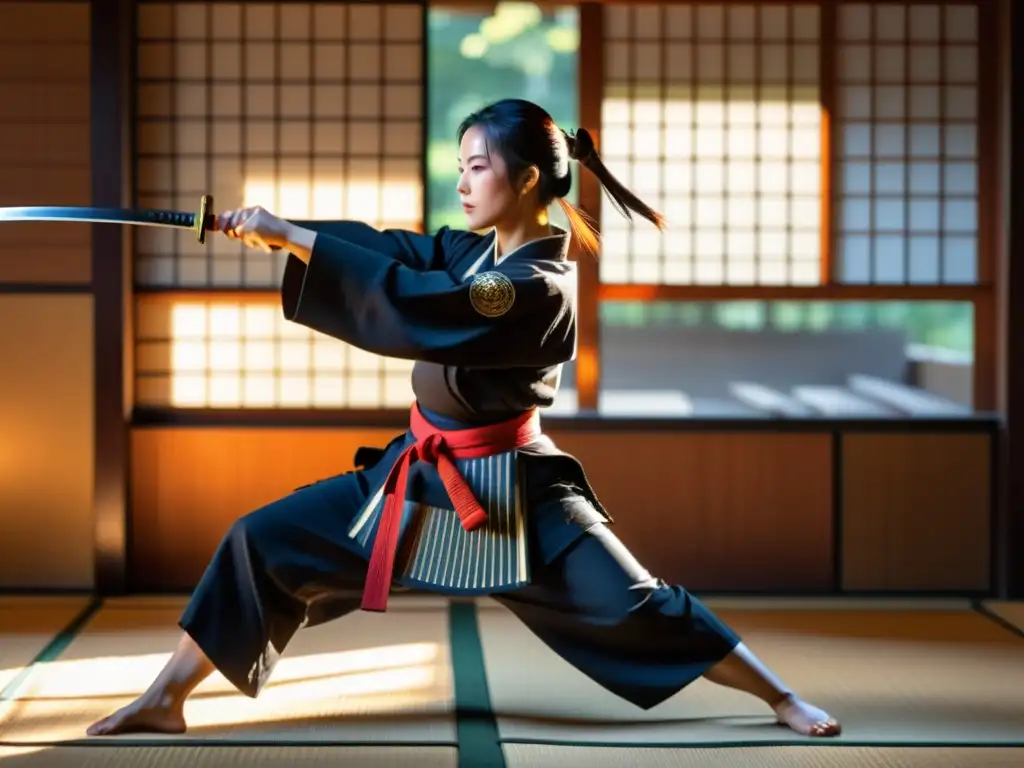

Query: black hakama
left=179, top=220, right=741, bottom=710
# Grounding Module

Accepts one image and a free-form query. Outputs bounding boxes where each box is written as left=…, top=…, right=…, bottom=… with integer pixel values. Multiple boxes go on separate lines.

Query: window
left=835, top=3, right=979, bottom=284
left=592, top=2, right=984, bottom=416
left=130, top=1, right=994, bottom=419
left=133, top=2, right=424, bottom=409
left=600, top=3, right=823, bottom=285
left=425, top=4, right=579, bottom=233
left=135, top=296, right=414, bottom=408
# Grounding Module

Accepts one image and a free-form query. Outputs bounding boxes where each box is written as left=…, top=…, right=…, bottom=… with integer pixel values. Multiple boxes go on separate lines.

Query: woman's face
left=456, top=124, right=521, bottom=231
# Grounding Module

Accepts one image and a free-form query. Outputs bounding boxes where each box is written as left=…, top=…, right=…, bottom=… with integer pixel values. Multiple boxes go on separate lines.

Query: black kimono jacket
left=280, top=220, right=611, bottom=595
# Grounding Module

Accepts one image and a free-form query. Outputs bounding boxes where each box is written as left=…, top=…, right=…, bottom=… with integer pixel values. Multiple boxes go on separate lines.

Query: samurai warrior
left=88, top=99, right=841, bottom=739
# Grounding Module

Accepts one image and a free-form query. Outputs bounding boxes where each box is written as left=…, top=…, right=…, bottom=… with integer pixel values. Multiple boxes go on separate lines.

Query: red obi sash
left=361, top=402, right=542, bottom=611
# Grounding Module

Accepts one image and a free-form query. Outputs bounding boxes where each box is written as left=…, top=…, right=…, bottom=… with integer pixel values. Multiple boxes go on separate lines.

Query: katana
left=0, top=195, right=216, bottom=243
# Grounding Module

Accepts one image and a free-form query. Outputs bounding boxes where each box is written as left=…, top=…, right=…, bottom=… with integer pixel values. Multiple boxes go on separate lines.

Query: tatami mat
left=0, top=598, right=92, bottom=696
left=476, top=602, right=1024, bottom=746
left=0, top=596, right=457, bottom=745
left=502, top=745, right=1024, bottom=768
left=0, top=745, right=458, bottom=767
left=3, top=596, right=1023, bottom=763
left=0, top=746, right=1019, bottom=768
left=982, top=601, right=1024, bottom=635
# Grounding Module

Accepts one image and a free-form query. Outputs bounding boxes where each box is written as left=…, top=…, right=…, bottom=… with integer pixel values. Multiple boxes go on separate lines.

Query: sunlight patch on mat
left=0, top=599, right=456, bottom=744
left=0, top=745, right=459, bottom=766
left=477, top=605, right=1024, bottom=745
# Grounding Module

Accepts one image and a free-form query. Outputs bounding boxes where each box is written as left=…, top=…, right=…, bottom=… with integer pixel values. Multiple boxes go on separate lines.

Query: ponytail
left=557, top=127, right=666, bottom=255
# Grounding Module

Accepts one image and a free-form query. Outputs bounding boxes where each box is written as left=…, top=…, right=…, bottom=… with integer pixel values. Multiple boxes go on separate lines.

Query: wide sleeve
left=286, top=219, right=444, bottom=271
left=280, top=232, right=576, bottom=369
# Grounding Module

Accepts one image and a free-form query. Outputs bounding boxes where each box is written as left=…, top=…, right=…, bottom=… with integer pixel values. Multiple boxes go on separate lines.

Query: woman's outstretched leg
left=497, top=522, right=841, bottom=737
left=86, top=474, right=372, bottom=737
left=702, top=643, right=841, bottom=736
left=87, top=632, right=213, bottom=735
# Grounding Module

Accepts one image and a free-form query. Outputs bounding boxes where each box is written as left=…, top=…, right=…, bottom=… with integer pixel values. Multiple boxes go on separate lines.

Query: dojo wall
left=0, top=2, right=95, bottom=589
left=0, top=0, right=1005, bottom=598
left=130, top=425, right=995, bottom=595
left=118, top=0, right=1002, bottom=598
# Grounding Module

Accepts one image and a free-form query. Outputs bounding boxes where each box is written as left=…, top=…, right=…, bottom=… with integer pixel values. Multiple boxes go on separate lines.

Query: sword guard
left=195, top=194, right=214, bottom=244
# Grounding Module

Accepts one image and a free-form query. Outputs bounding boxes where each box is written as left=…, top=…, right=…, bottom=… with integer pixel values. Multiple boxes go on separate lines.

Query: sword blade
left=0, top=195, right=216, bottom=244
left=0, top=206, right=197, bottom=227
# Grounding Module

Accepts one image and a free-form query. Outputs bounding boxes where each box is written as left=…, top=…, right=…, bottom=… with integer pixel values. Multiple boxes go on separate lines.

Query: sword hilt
left=195, top=194, right=214, bottom=244
left=145, top=209, right=200, bottom=229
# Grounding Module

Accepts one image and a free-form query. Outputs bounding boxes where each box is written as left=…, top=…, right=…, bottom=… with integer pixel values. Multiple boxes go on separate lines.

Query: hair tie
left=564, top=128, right=595, bottom=164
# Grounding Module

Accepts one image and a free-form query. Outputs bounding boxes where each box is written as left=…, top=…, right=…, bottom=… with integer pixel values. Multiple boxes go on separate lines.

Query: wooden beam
left=1001, top=0, right=1024, bottom=599
left=819, top=0, right=836, bottom=283
left=134, top=282, right=995, bottom=306
left=975, top=0, right=1000, bottom=412
left=91, top=0, right=134, bottom=595
left=575, top=2, right=603, bottom=413
left=137, top=283, right=995, bottom=305
left=596, top=283, right=991, bottom=302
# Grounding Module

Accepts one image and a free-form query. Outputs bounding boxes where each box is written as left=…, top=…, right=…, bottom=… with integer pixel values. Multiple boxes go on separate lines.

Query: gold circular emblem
left=469, top=271, right=516, bottom=318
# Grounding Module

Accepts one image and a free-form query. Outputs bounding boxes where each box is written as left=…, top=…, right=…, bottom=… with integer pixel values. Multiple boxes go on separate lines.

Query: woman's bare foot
left=86, top=694, right=187, bottom=737
left=86, top=631, right=215, bottom=737
left=701, top=643, right=841, bottom=738
left=773, top=694, right=842, bottom=737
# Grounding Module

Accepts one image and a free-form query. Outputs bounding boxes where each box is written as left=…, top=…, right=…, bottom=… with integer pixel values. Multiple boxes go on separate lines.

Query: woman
left=88, top=99, right=840, bottom=738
